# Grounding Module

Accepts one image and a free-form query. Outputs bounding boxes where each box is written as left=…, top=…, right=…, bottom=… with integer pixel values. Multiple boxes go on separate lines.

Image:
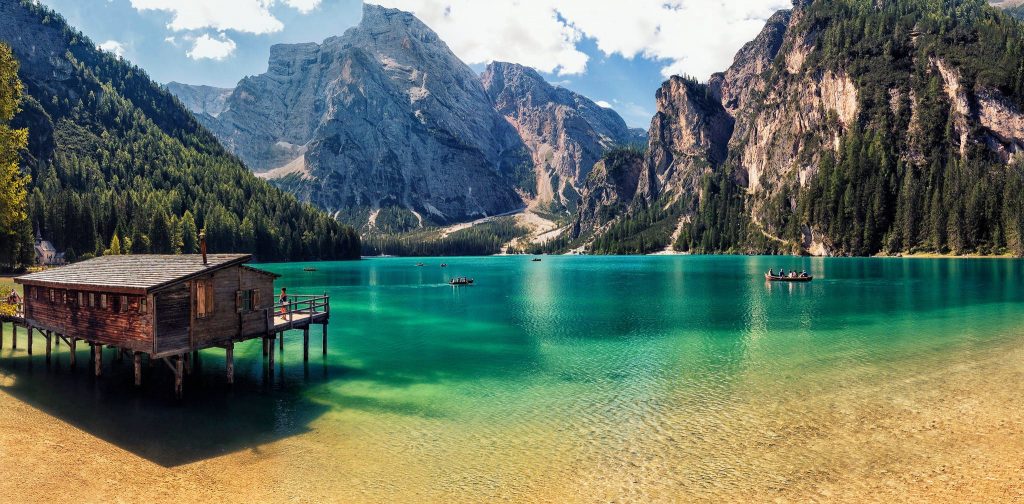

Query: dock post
left=133, top=353, right=142, bottom=387
left=45, top=331, right=51, bottom=364
left=184, top=352, right=192, bottom=375
left=262, top=336, right=269, bottom=357
left=303, top=327, right=309, bottom=362
left=69, top=338, right=76, bottom=367
left=93, top=344, right=102, bottom=377
left=279, top=331, right=284, bottom=351
left=12, top=324, right=17, bottom=350
left=174, top=355, right=183, bottom=399
left=269, top=334, right=276, bottom=369
left=0, top=323, right=4, bottom=350
left=27, top=326, right=32, bottom=355
left=322, top=324, right=328, bottom=355
left=226, top=344, right=234, bottom=385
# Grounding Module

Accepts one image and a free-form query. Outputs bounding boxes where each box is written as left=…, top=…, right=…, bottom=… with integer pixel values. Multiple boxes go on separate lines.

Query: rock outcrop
left=571, top=0, right=1024, bottom=256
left=482, top=61, right=638, bottom=212
left=175, top=4, right=532, bottom=224
left=164, top=82, right=232, bottom=118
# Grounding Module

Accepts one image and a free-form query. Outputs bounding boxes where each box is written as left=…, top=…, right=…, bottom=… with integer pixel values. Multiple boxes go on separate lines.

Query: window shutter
left=236, top=290, right=243, bottom=313
left=206, top=280, right=215, bottom=315
left=253, top=289, right=261, bottom=309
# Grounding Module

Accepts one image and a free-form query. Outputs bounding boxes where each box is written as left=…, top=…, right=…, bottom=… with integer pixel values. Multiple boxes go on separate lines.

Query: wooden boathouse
left=5, top=249, right=329, bottom=397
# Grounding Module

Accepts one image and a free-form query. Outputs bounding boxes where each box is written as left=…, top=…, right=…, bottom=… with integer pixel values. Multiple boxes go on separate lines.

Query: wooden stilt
left=27, top=326, right=32, bottom=355
left=0, top=323, right=4, bottom=350
left=45, top=331, right=51, bottom=363
left=93, top=343, right=102, bottom=377
left=69, top=338, right=76, bottom=367
left=262, top=336, right=269, bottom=357
left=322, top=324, right=328, bottom=355
left=184, top=352, right=192, bottom=375
left=133, top=352, right=142, bottom=387
left=279, top=331, right=284, bottom=351
left=303, top=326, right=309, bottom=362
left=226, top=344, right=234, bottom=385
left=174, top=355, right=183, bottom=399
left=268, top=334, right=276, bottom=370
left=12, top=324, right=17, bottom=350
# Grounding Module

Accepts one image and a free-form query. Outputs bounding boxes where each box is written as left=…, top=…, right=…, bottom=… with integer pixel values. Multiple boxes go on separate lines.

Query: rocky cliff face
left=573, top=0, right=1024, bottom=256
left=164, top=82, right=232, bottom=118
left=174, top=4, right=532, bottom=225
left=169, top=5, right=639, bottom=227
left=482, top=61, right=638, bottom=212
left=571, top=149, right=648, bottom=238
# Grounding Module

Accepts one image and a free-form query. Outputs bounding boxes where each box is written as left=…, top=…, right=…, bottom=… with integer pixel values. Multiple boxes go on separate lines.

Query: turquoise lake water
left=1, top=255, right=1022, bottom=498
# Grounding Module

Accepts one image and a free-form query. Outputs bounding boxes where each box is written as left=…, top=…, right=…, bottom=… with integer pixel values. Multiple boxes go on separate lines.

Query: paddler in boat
left=768, top=268, right=774, bottom=276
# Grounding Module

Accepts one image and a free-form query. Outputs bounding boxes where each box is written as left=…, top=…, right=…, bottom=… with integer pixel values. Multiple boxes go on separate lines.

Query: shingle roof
left=15, top=254, right=251, bottom=294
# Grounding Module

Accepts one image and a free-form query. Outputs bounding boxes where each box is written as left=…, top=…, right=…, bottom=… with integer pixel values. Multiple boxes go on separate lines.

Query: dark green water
left=1, top=255, right=1022, bottom=494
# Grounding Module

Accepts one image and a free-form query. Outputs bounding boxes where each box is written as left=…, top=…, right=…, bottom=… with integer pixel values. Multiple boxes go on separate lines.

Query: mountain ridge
left=1, top=0, right=360, bottom=261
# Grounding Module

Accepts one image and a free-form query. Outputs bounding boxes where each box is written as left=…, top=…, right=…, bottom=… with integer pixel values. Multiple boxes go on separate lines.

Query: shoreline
left=0, top=338, right=1020, bottom=502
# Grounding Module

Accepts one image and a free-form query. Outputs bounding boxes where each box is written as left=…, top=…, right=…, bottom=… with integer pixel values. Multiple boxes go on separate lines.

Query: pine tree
left=106, top=234, right=122, bottom=255
left=180, top=210, right=198, bottom=254
left=0, top=43, right=31, bottom=270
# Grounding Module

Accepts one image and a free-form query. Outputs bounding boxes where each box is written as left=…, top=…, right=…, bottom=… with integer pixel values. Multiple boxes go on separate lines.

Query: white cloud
left=187, top=33, right=238, bottom=60
left=98, top=39, right=126, bottom=58
left=373, top=0, right=587, bottom=75
left=130, top=0, right=322, bottom=35
left=595, top=100, right=612, bottom=108
left=283, top=0, right=322, bottom=13
left=372, top=0, right=791, bottom=80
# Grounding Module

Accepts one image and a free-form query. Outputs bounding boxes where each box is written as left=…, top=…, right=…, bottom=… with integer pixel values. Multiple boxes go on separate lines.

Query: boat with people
left=531, top=258, right=542, bottom=262
left=449, top=277, right=474, bottom=286
left=764, top=269, right=813, bottom=282
left=416, top=262, right=425, bottom=267
left=303, top=267, right=317, bottom=272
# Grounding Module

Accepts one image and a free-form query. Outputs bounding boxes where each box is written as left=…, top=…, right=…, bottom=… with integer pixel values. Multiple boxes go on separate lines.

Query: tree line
left=0, top=1, right=360, bottom=270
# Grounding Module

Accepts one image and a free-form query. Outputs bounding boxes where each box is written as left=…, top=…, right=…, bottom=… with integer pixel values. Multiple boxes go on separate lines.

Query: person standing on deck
left=279, top=287, right=288, bottom=315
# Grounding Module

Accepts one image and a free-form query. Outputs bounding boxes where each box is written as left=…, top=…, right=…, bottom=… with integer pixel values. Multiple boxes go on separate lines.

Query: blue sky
left=36, top=0, right=790, bottom=128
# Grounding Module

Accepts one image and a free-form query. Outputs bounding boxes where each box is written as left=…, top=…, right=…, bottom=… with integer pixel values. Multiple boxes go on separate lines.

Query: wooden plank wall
left=240, top=270, right=274, bottom=338
left=191, top=266, right=275, bottom=347
left=23, top=286, right=154, bottom=352
left=155, top=284, right=191, bottom=354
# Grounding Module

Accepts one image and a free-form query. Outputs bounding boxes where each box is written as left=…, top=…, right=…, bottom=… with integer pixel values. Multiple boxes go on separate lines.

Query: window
left=120, top=295, right=128, bottom=313
left=100, top=294, right=107, bottom=309
left=139, top=298, right=148, bottom=314
left=196, top=279, right=214, bottom=319
left=48, top=289, right=54, bottom=303
left=236, top=288, right=260, bottom=312
left=88, top=293, right=95, bottom=308
left=78, top=292, right=84, bottom=306
left=60, top=290, right=66, bottom=305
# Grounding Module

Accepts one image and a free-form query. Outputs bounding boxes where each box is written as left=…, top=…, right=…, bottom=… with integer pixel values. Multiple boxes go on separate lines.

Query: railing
left=272, top=293, right=329, bottom=324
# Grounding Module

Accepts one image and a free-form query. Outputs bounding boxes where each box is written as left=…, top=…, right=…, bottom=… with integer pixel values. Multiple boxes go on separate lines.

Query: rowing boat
left=765, top=273, right=813, bottom=282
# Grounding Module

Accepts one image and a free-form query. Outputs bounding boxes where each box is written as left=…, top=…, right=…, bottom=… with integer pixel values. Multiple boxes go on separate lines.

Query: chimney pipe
left=200, top=231, right=207, bottom=265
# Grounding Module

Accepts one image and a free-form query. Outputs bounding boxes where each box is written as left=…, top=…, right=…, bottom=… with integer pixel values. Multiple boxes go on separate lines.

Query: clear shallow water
left=1, top=255, right=1023, bottom=498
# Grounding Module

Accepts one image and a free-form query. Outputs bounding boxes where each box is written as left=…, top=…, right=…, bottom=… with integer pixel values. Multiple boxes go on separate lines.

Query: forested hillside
left=0, top=0, right=359, bottom=264
left=572, top=0, right=1024, bottom=257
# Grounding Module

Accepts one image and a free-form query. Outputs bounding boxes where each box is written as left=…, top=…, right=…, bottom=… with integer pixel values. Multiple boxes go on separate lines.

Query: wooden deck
left=1, top=291, right=330, bottom=397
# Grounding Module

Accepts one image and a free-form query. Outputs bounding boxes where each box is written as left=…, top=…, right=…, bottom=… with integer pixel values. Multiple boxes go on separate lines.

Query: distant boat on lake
left=765, top=272, right=812, bottom=282
left=303, top=267, right=317, bottom=272
left=531, top=258, right=542, bottom=262
left=449, top=277, right=474, bottom=286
